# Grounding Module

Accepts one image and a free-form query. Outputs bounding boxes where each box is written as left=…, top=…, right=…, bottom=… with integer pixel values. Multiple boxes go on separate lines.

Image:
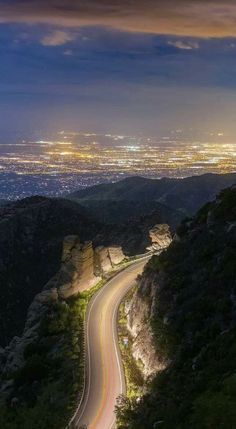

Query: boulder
left=147, top=224, right=172, bottom=252
left=95, top=246, right=113, bottom=274
left=108, top=246, right=125, bottom=265
left=58, top=240, right=99, bottom=298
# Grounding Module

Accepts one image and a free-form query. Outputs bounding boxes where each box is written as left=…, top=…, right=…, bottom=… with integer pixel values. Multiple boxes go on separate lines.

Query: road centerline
left=74, top=258, right=149, bottom=429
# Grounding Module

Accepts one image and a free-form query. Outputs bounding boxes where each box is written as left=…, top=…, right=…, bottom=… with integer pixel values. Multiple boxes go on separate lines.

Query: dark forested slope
left=70, top=173, right=236, bottom=216
left=0, top=196, right=101, bottom=346
left=117, top=186, right=236, bottom=429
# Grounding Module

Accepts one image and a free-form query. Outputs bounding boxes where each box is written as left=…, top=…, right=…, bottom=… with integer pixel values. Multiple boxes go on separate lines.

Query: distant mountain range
left=69, top=172, right=236, bottom=219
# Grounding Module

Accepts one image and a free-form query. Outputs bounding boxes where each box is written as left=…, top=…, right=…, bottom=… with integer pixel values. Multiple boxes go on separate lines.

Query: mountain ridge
left=69, top=172, right=236, bottom=216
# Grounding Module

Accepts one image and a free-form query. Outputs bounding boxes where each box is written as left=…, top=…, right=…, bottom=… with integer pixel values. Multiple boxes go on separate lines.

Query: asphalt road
left=73, top=258, right=149, bottom=429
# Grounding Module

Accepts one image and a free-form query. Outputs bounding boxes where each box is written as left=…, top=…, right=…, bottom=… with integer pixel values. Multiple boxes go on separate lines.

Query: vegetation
left=0, top=196, right=102, bottom=347
left=0, top=295, right=86, bottom=428
left=0, top=257, right=133, bottom=429
left=116, top=187, right=236, bottom=429
left=0, top=279, right=110, bottom=429
left=118, top=290, right=145, bottom=398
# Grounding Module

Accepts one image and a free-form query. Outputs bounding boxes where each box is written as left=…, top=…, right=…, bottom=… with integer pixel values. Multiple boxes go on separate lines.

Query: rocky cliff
left=147, top=224, right=172, bottom=252
left=0, top=235, right=126, bottom=377
left=125, top=224, right=172, bottom=378
left=126, top=271, right=167, bottom=378
left=0, top=194, right=175, bottom=347
left=53, top=237, right=99, bottom=298
left=0, top=196, right=102, bottom=347
left=44, top=236, right=126, bottom=299
left=1, top=222, right=169, bottom=379
left=117, top=187, right=236, bottom=429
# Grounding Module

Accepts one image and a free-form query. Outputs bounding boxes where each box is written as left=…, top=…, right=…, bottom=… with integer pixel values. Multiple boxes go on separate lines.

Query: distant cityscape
left=1, top=131, right=236, bottom=200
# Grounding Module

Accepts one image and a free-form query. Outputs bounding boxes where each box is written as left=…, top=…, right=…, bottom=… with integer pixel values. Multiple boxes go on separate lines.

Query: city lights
left=0, top=131, right=236, bottom=200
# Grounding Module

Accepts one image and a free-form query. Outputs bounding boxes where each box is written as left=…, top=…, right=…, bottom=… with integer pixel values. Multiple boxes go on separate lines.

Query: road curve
left=73, top=258, right=149, bottom=429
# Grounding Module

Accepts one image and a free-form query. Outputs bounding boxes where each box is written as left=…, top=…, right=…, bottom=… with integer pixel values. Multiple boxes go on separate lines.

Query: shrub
left=14, top=355, right=50, bottom=386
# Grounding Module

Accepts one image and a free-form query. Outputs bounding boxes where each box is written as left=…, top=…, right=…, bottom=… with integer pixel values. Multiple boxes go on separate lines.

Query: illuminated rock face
left=108, top=246, right=125, bottom=265
left=126, top=271, right=168, bottom=379
left=95, top=245, right=125, bottom=274
left=95, top=246, right=113, bottom=274
left=0, top=236, right=126, bottom=376
left=45, top=236, right=99, bottom=299
left=43, top=237, right=126, bottom=299
left=147, top=224, right=172, bottom=252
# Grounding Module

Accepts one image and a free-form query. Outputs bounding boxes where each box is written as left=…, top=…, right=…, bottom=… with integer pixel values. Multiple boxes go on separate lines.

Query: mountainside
left=69, top=173, right=236, bottom=216
left=0, top=194, right=171, bottom=348
left=117, top=186, right=236, bottom=429
left=0, top=212, right=171, bottom=429
left=0, top=196, right=102, bottom=346
left=69, top=199, right=182, bottom=228
left=2, top=175, right=236, bottom=429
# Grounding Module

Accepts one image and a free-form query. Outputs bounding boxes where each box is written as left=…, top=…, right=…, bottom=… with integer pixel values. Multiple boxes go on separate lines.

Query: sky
left=1, top=0, right=236, bottom=140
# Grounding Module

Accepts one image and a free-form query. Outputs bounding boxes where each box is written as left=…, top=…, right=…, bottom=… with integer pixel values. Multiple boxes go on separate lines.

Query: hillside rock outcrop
left=108, top=246, right=125, bottom=265
left=0, top=196, right=102, bottom=347
left=58, top=237, right=99, bottom=298
left=117, top=187, right=236, bottom=429
left=126, top=226, right=172, bottom=379
left=44, top=237, right=126, bottom=298
left=0, top=194, right=164, bottom=347
left=126, top=271, right=168, bottom=379
left=0, top=235, right=126, bottom=377
left=95, top=246, right=113, bottom=273
left=94, top=245, right=125, bottom=274
left=147, top=223, right=172, bottom=252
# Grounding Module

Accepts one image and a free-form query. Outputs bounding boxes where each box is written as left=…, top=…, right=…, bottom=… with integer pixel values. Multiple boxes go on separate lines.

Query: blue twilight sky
left=1, top=1, right=236, bottom=140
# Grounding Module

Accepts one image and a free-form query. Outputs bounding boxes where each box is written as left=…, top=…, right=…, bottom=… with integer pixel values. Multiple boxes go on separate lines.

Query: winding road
left=72, top=258, right=149, bottom=429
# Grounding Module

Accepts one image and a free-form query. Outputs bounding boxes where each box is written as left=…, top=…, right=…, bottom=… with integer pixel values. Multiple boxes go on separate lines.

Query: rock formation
left=125, top=224, right=172, bottom=379
left=0, top=195, right=102, bottom=347
left=108, top=246, right=125, bottom=265
left=57, top=236, right=99, bottom=298
left=95, top=246, right=113, bottom=274
left=0, top=235, right=126, bottom=377
left=116, top=187, right=236, bottom=429
left=44, top=237, right=126, bottom=298
left=95, top=245, right=125, bottom=274
left=126, top=271, right=167, bottom=379
left=147, top=224, right=172, bottom=252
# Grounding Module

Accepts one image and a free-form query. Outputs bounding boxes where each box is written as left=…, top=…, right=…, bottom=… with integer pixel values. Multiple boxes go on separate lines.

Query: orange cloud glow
left=1, top=1, right=236, bottom=38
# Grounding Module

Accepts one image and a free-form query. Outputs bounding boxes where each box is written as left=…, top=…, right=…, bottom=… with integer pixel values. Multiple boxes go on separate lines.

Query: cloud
left=41, top=30, right=75, bottom=46
left=63, top=49, right=73, bottom=56
left=168, top=40, right=200, bottom=50
left=1, top=1, right=236, bottom=38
